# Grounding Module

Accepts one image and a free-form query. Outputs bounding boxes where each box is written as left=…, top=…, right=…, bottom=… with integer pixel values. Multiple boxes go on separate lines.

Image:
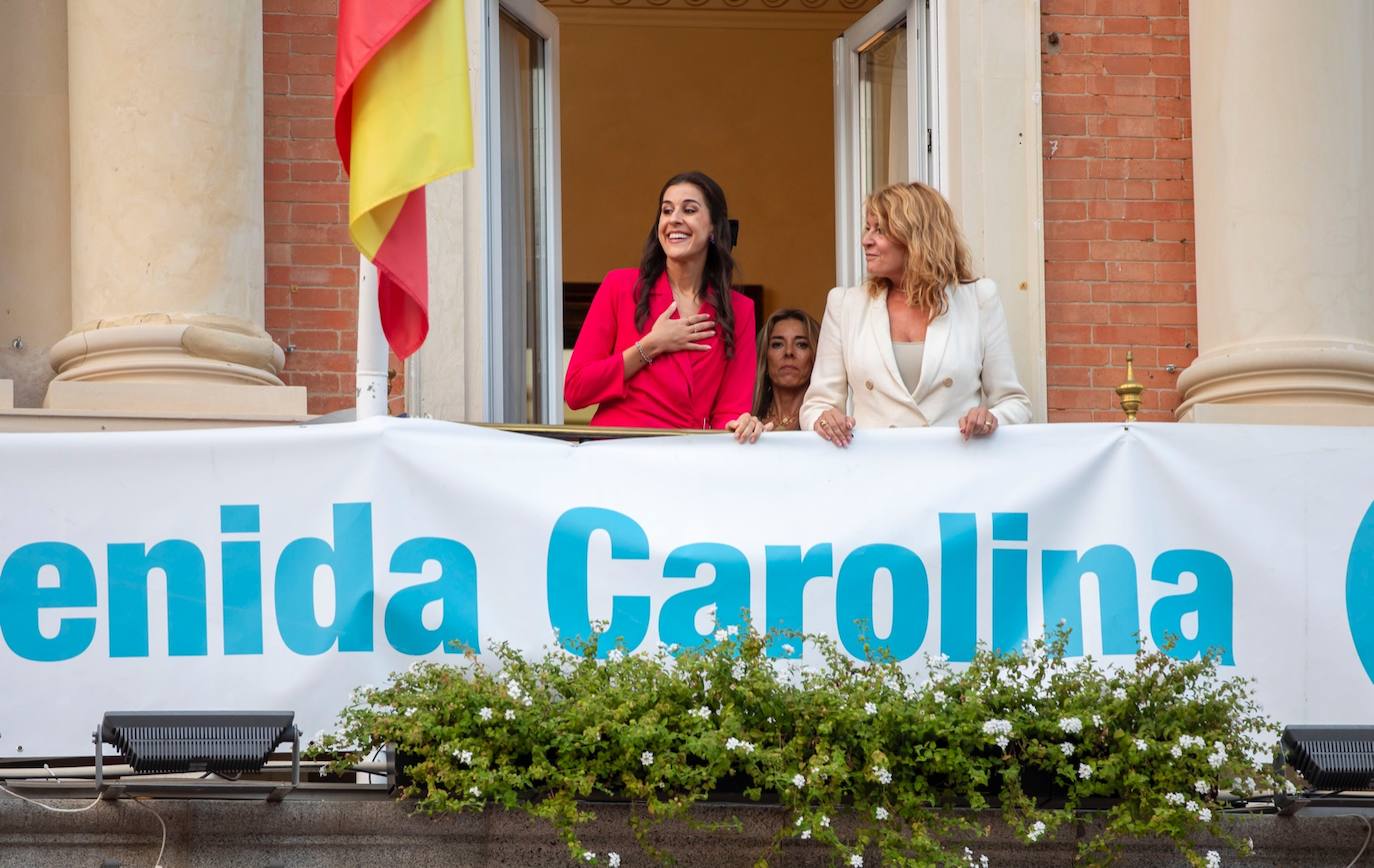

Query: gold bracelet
left=635, top=340, right=653, bottom=365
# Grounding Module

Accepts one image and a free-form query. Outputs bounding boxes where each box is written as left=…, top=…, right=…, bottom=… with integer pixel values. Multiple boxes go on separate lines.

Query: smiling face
left=766, top=317, right=815, bottom=390
left=862, top=212, right=909, bottom=283
left=657, top=183, right=714, bottom=264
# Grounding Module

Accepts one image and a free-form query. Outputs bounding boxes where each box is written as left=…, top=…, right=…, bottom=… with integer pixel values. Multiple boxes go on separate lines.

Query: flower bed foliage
left=317, top=628, right=1278, bottom=867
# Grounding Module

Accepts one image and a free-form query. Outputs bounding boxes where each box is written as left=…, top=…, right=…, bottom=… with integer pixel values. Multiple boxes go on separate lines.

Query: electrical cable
left=131, top=797, right=168, bottom=868
left=1337, top=813, right=1373, bottom=868
left=0, top=783, right=167, bottom=868
left=0, top=783, right=102, bottom=813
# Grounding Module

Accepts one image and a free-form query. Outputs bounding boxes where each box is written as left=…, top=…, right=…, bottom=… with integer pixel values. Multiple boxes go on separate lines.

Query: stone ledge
left=0, top=406, right=312, bottom=433
left=44, top=380, right=307, bottom=415
left=0, top=797, right=1368, bottom=867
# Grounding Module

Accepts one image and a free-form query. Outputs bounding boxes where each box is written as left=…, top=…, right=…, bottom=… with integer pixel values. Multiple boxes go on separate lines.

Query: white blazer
left=800, top=279, right=1031, bottom=430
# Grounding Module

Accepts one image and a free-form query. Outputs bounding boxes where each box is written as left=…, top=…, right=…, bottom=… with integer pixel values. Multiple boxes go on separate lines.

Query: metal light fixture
left=1283, top=725, right=1374, bottom=790
left=95, top=710, right=300, bottom=801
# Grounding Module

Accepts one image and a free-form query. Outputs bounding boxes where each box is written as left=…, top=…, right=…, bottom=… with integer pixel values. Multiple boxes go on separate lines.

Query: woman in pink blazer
left=564, top=172, right=760, bottom=435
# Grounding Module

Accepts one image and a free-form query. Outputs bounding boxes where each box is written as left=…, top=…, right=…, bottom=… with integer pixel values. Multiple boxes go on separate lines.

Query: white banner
left=2, top=418, right=1374, bottom=756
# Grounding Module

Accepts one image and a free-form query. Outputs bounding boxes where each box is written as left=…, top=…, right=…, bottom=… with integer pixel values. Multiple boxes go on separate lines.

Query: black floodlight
left=1283, top=725, right=1374, bottom=789
left=95, top=710, right=300, bottom=800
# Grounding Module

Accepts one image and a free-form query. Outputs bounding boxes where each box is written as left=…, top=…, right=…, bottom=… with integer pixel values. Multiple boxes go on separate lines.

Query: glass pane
left=499, top=12, right=544, bottom=422
left=858, top=22, right=908, bottom=199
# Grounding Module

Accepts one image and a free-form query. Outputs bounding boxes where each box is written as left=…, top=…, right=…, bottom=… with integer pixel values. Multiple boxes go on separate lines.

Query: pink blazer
left=565, top=269, right=757, bottom=429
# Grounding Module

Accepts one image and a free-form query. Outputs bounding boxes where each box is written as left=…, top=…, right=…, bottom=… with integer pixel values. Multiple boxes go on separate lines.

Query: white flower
left=864, top=702, right=878, bottom=716
left=1112, top=687, right=1127, bottom=701
left=1059, top=742, right=1075, bottom=757
left=1028, top=819, right=1046, bottom=842
left=793, top=773, right=806, bottom=789
left=726, top=624, right=739, bottom=636
left=1134, top=738, right=1148, bottom=751
left=689, top=706, right=711, bottom=720
left=1059, top=717, right=1082, bottom=735
left=454, top=748, right=473, bottom=765
left=875, top=806, right=889, bottom=820
left=583, top=852, right=595, bottom=862
left=522, top=696, right=533, bottom=707
left=1077, top=763, right=1093, bottom=780
left=849, top=855, right=863, bottom=867
left=506, top=680, right=525, bottom=700
left=1207, top=744, right=1228, bottom=768
left=982, top=719, right=1013, bottom=746
left=478, top=707, right=493, bottom=721
left=608, top=854, right=621, bottom=868
left=1195, top=779, right=1209, bottom=795
left=819, top=815, right=830, bottom=828
left=505, top=709, right=516, bottom=721
left=1091, top=714, right=1103, bottom=727
left=731, top=661, right=748, bottom=680
left=800, top=830, right=811, bottom=840
left=1170, top=745, right=1183, bottom=758
left=873, top=765, right=892, bottom=784
left=607, top=649, right=624, bottom=663
left=1164, top=792, right=1186, bottom=806
left=1198, top=807, right=1213, bottom=822
left=1283, top=779, right=1297, bottom=795
left=795, top=815, right=804, bottom=827
left=667, top=643, right=680, bottom=654
left=782, top=643, right=796, bottom=655
left=1185, top=800, right=1198, bottom=813
left=640, top=751, right=654, bottom=767
left=1205, top=850, right=1221, bottom=868
left=713, top=629, right=728, bottom=642
left=468, top=786, right=481, bottom=797
left=933, top=690, right=947, bottom=703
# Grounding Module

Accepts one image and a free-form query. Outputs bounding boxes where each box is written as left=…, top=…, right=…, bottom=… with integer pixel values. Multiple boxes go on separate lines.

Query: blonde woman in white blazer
left=800, top=182, right=1030, bottom=445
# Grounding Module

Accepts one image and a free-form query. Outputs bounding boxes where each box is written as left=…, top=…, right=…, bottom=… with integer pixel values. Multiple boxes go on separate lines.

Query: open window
left=484, top=0, right=563, bottom=423
left=833, top=0, right=935, bottom=288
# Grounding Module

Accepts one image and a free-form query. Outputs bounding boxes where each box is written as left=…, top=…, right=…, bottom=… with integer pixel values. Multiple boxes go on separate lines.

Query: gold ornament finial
left=1116, top=351, right=1145, bottom=422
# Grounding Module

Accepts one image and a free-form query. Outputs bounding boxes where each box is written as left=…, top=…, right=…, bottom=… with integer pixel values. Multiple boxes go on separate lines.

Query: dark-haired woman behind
left=564, top=171, right=757, bottom=432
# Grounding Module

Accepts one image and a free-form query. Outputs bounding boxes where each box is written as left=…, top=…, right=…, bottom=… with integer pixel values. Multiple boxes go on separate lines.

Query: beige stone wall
left=558, top=9, right=860, bottom=325
left=0, top=0, right=71, bottom=408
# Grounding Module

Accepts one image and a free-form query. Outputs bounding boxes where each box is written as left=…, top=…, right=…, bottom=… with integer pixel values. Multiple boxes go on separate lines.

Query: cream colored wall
left=559, top=12, right=852, bottom=328
left=0, top=0, right=71, bottom=408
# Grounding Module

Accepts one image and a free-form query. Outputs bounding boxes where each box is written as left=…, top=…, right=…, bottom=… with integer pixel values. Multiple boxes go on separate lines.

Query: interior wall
left=559, top=12, right=856, bottom=331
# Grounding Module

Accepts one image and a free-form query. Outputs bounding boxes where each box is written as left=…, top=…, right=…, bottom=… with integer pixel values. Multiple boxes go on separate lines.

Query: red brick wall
left=263, top=0, right=404, bottom=416
left=1040, top=0, right=1197, bottom=422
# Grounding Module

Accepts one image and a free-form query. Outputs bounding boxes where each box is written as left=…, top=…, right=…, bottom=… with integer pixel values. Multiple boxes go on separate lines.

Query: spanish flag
left=334, top=0, right=473, bottom=360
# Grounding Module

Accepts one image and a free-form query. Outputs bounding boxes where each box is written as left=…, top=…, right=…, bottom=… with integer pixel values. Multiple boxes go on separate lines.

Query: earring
left=709, top=235, right=716, bottom=245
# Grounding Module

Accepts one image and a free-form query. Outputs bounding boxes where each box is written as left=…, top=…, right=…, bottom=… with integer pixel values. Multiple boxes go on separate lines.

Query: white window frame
left=483, top=0, right=563, bottom=423
left=833, top=0, right=937, bottom=288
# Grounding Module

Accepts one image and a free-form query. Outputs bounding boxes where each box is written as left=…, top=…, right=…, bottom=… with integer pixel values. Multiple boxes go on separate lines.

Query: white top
left=892, top=341, right=925, bottom=393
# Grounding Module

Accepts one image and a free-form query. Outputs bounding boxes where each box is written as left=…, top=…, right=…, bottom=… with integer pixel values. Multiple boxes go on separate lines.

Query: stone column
left=1177, top=0, right=1374, bottom=423
left=47, top=0, right=302, bottom=415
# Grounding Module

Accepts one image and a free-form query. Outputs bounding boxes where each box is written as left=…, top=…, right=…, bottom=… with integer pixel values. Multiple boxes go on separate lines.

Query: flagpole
left=355, top=254, right=389, bottom=419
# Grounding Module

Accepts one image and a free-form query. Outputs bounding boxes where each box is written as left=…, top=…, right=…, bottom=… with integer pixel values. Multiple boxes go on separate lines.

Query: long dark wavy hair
left=633, top=171, right=740, bottom=357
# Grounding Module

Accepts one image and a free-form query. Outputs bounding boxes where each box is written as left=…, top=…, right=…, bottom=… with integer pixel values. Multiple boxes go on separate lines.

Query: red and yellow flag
left=334, top=0, right=473, bottom=359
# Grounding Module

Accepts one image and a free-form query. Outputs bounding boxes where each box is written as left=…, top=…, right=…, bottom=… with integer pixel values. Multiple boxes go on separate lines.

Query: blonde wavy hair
left=864, top=181, right=977, bottom=316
